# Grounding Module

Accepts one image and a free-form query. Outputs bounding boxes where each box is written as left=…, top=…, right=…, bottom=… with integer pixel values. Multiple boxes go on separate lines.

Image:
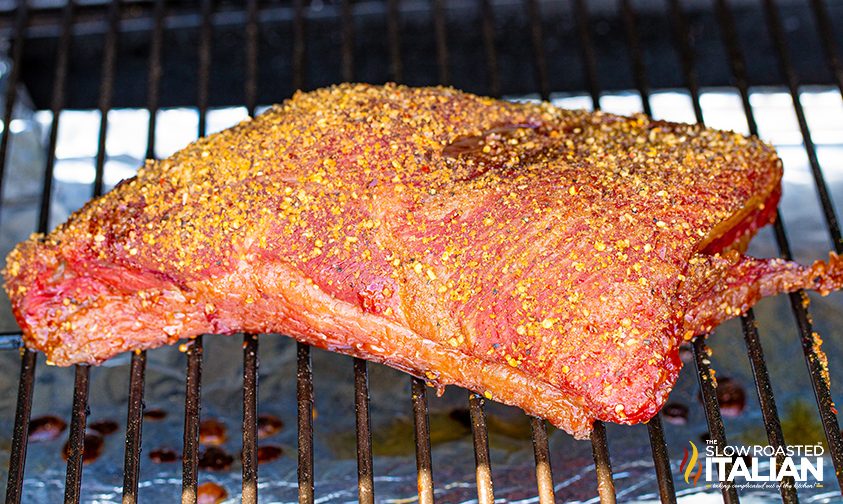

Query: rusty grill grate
left=0, top=1, right=842, bottom=503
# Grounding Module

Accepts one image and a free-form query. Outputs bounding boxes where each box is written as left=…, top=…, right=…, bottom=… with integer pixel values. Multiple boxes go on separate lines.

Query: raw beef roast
left=5, top=84, right=842, bottom=438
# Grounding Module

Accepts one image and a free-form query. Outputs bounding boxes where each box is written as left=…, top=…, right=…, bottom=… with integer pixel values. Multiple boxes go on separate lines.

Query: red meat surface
left=5, top=84, right=841, bottom=438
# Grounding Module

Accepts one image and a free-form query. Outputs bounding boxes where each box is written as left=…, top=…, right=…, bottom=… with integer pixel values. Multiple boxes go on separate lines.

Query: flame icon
left=679, top=441, right=703, bottom=486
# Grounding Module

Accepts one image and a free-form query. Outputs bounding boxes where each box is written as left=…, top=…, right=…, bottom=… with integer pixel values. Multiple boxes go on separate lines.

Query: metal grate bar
left=479, top=0, right=499, bottom=98
left=432, top=0, right=449, bottom=86
left=245, top=0, right=259, bottom=116
left=646, top=416, right=677, bottom=504
left=529, top=417, right=555, bottom=504
left=145, top=0, right=165, bottom=107
left=693, top=337, right=739, bottom=503
left=761, top=0, right=843, bottom=253
left=181, top=336, right=204, bottom=504
left=4, top=349, right=37, bottom=504
left=122, top=351, right=147, bottom=504
left=353, top=358, right=375, bottom=504
left=713, top=0, right=758, bottom=135
left=242, top=334, right=259, bottom=503
left=665, top=0, right=703, bottom=123
left=590, top=421, right=616, bottom=504
left=63, top=365, right=91, bottom=504
left=387, top=0, right=402, bottom=83
left=810, top=0, right=843, bottom=97
left=144, top=0, right=165, bottom=161
left=38, top=0, right=73, bottom=234
left=469, top=393, right=494, bottom=504
left=297, top=343, right=315, bottom=504
left=573, top=0, right=601, bottom=109
left=525, top=0, right=549, bottom=101
left=733, top=306, right=796, bottom=502
left=0, top=0, right=27, bottom=225
left=292, top=0, right=306, bottom=92
left=411, top=378, right=434, bottom=504
left=740, top=312, right=798, bottom=502
left=618, top=0, right=651, bottom=116
left=92, top=0, right=120, bottom=198
left=340, top=0, right=354, bottom=82
left=196, top=0, right=212, bottom=139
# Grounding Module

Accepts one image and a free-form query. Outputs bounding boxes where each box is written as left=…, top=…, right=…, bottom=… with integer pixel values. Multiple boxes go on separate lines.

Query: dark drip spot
left=257, top=414, right=284, bottom=439
left=696, top=376, right=746, bottom=417
left=661, top=402, right=689, bottom=425
left=143, top=408, right=167, bottom=421
left=257, top=445, right=284, bottom=464
left=89, top=419, right=119, bottom=436
left=441, top=122, right=552, bottom=181
left=716, top=377, right=746, bottom=417
left=149, top=447, right=179, bottom=463
left=62, top=433, right=104, bottom=464
left=199, top=419, right=228, bottom=446
left=28, top=415, right=67, bottom=442
left=441, top=135, right=484, bottom=158
left=198, top=446, right=234, bottom=471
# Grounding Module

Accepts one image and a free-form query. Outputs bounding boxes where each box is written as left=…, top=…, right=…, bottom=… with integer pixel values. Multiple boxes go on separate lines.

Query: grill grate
left=1, top=1, right=843, bottom=503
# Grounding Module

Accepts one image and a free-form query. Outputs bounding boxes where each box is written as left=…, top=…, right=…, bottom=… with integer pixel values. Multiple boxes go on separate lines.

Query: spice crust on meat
left=5, top=84, right=842, bottom=438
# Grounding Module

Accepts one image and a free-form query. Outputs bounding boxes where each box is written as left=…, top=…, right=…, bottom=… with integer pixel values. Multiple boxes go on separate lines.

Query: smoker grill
left=0, top=0, right=842, bottom=502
